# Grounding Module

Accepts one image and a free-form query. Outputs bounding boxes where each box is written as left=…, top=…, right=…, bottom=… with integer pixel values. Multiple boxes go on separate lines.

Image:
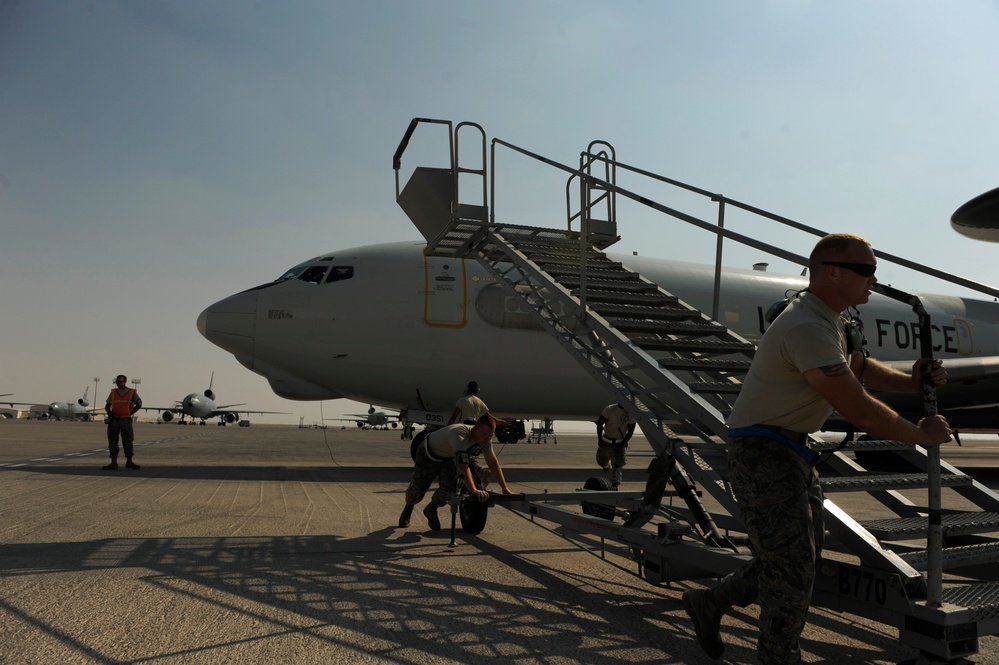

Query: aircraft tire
left=581, top=476, right=617, bottom=521
left=459, top=499, right=488, bottom=535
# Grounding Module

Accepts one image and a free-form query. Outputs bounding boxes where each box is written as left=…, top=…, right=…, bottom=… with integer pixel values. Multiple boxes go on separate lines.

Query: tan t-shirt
left=599, top=403, right=636, bottom=441
left=454, top=394, right=488, bottom=421
left=727, top=292, right=849, bottom=433
left=426, top=424, right=490, bottom=459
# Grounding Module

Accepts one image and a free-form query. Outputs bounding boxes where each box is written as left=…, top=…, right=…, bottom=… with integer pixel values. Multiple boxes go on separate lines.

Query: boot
left=610, top=465, right=624, bottom=489
left=682, top=587, right=727, bottom=659
left=125, top=457, right=141, bottom=470
left=398, top=504, right=414, bottom=528
left=102, top=458, right=118, bottom=470
left=423, top=503, right=441, bottom=531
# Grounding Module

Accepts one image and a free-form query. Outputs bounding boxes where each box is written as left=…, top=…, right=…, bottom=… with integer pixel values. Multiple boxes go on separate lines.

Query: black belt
left=420, top=441, right=447, bottom=463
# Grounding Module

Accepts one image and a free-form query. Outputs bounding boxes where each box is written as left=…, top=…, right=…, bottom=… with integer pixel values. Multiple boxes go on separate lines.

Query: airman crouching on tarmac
left=398, top=413, right=513, bottom=530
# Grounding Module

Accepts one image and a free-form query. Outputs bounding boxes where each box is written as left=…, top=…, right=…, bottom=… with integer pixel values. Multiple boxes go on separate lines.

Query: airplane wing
left=211, top=408, right=290, bottom=416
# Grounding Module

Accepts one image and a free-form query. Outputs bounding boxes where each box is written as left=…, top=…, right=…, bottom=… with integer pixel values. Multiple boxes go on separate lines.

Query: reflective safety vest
left=108, top=388, right=136, bottom=418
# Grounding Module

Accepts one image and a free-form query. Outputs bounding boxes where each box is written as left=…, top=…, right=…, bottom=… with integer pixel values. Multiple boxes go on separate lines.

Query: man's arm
left=623, top=422, right=636, bottom=443
left=447, top=406, right=461, bottom=426
left=804, top=362, right=951, bottom=447
left=482, top=447, right=512, bottom=495
left=595, top=414, right=607, bottom=441
left=852, top=355, right=946, bottom=393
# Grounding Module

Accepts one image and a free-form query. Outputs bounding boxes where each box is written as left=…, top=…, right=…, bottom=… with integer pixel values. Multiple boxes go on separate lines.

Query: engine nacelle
left=162, top=411, right=174, bottom=422
left=223, top=412, right=238, bottom=423
left=80, top=413, right=92, bottom=422
left=205, top=389, right=215, bottom=400
left=78, top=398, right=89, bottom=407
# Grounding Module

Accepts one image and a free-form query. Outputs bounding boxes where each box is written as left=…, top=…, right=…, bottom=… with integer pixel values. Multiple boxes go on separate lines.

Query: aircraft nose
left=198, top=290, right=257, bottom=358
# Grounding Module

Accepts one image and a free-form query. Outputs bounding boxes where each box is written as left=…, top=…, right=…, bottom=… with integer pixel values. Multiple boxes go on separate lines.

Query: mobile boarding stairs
left=393, top=118, right=999, bottom=663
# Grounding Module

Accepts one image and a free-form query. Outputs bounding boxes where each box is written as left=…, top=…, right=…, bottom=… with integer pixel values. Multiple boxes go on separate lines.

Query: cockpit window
left=275, top=257, right=342, bottom=284
left=325, top=266, right=354, bottom=283
left=298, top=265, right=330, bottom=285
left=276, top=265, right=306, bottom=282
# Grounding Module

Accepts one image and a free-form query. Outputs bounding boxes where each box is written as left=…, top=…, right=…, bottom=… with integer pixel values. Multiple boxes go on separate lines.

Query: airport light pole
left=131, top=378, right=141, bottom=422
left=93, top=377, right=100, bottom=421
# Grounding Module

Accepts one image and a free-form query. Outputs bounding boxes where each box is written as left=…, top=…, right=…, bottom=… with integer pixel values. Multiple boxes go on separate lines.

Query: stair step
left=687, top=381, right=743, bottom=394
left=559, top=277, right=659, bottom=294
left=656, top=357, right=753, bottom=372
left=810, top=438, right=912, bottom=453
left=548, top=268, right=648, bottom=284
left=503, top=235, right=588, bottom=253
left=631, top=336, right=755, bottom=354
left=607, top=319, right=727, bottom=337
left=861, top=512, right=999, bottom=539
left=822, top=473, right=974, bottom=492
left=940, top=581, right=999, bottom=618
left=590, top=302, right=694, bottom=321
left=578, top=290, right=676, bottom=306
left=897, top=542, right=999, bottom=570
left=530, top=256, right=623, bottom=270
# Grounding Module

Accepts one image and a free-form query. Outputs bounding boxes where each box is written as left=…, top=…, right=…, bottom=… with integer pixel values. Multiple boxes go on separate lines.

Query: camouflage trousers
left=404, top=442, right=457, bottom=508
left=596, top=439, right=628, bottom=486
left=106, top=418, right=135, bottom=458
left=716, top=435, right=824, bottom=665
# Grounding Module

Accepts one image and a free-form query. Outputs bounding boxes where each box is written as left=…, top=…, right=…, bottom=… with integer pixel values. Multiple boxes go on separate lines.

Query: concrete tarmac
left=1, top=420, right=998, bottom=665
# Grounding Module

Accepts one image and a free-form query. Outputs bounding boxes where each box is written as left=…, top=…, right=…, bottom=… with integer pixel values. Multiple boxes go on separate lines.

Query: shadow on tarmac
left=0, top=529, right=918, bottom=665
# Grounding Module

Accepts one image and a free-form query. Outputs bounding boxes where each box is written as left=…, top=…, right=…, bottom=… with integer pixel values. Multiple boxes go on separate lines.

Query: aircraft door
left=424, top=256, right=467, bottom=327
left=953, top=318, right=973, bottom=355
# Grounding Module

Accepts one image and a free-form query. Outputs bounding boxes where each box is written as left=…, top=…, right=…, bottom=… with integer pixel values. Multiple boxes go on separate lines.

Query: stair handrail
left=873, top=282, right=944, bottom=607
left=586, top=152, right=999, bottom=302
left=392, top=117, right=455, bottom=201
left=487, top=134, right=999, bottom=302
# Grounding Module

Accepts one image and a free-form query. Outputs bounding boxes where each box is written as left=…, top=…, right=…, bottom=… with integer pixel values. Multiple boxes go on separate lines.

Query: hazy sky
left=2, top=1, right=998, bottom=427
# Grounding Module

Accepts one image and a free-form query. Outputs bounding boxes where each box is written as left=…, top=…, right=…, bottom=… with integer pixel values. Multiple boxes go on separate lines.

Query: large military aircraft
left=4, top=387, right=100, bottom=421
left=143, top=373, right=287, bottom=426
left=197, top=241, right=999, bottom=434
left=330, top=405, right=403, bottom=429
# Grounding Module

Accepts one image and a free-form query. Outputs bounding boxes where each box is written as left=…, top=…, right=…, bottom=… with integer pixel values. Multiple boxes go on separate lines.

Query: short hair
left=474, top=413, right=498, bottom=431
left=116, top=375, right=128, bottom=382
left=808, top=233, right=871, bottom=272
left=466, top=381, right=479, bottom=395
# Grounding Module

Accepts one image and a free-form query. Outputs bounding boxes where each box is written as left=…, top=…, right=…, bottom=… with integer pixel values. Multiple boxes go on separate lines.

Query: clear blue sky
left=2, top=1, right=998, bottom=426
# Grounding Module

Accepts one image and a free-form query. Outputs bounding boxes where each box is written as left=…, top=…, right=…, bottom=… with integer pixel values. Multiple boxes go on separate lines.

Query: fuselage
left=181, top=393, right=216, bottom=419
left=198, top=241, right=999, bottom=421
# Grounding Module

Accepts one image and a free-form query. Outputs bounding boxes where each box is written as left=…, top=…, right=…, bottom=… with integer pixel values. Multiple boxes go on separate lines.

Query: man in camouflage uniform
left=683, top=234, right=952, bottom=664
left=398, top=413, right=513, bottom=531
left=595, top=402, right=636, bottom=488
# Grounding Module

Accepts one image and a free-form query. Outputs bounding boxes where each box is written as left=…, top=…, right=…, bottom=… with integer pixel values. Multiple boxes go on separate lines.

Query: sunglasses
left=822, top=261, right=877, bottom=278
